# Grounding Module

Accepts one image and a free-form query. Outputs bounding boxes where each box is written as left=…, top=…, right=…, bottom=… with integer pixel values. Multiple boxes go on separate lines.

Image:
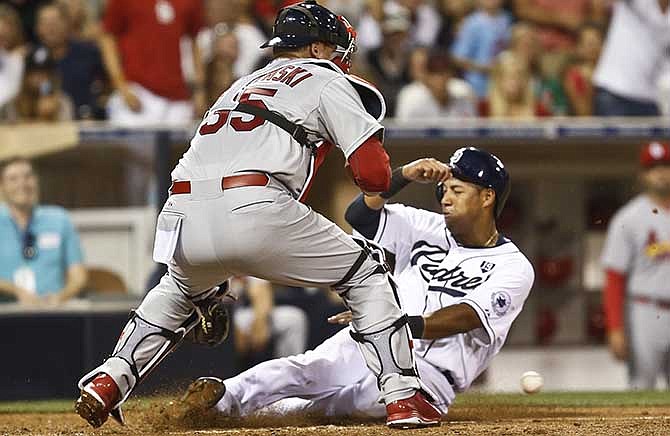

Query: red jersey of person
left=103, top=0, right=204, bottom=101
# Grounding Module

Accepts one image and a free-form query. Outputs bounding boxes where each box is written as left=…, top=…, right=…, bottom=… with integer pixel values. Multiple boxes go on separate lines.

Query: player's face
left=0, top=161, right=39, bottom=209
left=440, top=179, right=493, bottom=230
left=643, top=165, right=670, bottom=197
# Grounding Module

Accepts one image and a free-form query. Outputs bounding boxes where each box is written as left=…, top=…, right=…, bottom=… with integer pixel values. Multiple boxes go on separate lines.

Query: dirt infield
left=2, top=398, right=670, bottom=436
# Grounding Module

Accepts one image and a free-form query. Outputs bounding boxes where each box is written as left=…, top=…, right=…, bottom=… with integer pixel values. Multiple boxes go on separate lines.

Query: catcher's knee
left=332, top=237, right=396, bottom=297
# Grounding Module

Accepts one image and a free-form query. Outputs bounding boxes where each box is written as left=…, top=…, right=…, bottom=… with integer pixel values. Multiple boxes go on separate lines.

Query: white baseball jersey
left=370, top=203, right=535, bottom=392
left=172, top=57, right=385, bottom=200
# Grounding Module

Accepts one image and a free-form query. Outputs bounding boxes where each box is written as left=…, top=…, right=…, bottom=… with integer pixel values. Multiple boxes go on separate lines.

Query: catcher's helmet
left=436, top=147, right=511, bottom=218
left=261, top=0, right=357, bottom=70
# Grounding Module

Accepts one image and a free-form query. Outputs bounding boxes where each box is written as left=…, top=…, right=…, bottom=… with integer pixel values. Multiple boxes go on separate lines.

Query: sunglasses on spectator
left=23, top=231, right=37, bottom=260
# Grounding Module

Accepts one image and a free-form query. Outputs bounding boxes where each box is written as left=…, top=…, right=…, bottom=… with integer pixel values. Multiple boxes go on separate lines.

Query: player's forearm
left=363, top=165, right=413, bottom=209
left=408, top=304, right=483, bottom=340
left=98, top=32, right=129, bottom=91
left=345, top=166, right=413, bottom=237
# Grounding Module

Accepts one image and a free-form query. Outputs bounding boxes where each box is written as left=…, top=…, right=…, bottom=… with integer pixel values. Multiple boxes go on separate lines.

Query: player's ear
left=309, top=42, right=321, bottom=58
left=481, top=188, right=496, bottom=211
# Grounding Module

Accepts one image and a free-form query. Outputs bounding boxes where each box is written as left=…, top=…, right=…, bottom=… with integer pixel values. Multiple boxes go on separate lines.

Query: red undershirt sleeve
left=603, top=269, right=626, bottom=331
left=346, top=135, right=390, bottom=193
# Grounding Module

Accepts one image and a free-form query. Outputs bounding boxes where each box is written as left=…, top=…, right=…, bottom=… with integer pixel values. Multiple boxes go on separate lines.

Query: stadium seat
left=84, top=267, right=127, bottom=294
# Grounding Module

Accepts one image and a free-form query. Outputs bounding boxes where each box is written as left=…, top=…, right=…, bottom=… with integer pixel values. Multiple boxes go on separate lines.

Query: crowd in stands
left=0, top=0, right=667, bottom=122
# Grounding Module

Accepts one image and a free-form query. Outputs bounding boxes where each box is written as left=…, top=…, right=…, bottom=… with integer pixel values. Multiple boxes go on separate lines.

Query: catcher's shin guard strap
left=334, top=236, right=390, bottom=291
left=349, top=314, right=418, bottom=381
left=78, top=310, right=199, bottom=409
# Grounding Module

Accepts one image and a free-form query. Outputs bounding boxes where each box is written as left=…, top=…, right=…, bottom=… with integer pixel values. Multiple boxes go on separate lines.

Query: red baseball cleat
left=74, top=373, right=121, bottom=428
left=386, top=391, right=442, bottom=429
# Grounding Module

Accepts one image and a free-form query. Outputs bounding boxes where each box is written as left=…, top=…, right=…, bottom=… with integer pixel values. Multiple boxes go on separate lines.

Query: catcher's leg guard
left=333, top=237, right=422, bottom=404
left=348, top=315, right=420, bottom=401
left=77, top=310, right=199, bottom=423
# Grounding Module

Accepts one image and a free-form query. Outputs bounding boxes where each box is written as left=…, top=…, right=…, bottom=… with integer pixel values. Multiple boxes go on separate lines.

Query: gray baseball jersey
left=172, top=57, right=385, bottom=201
left=601, top=194, right=670, bottom=298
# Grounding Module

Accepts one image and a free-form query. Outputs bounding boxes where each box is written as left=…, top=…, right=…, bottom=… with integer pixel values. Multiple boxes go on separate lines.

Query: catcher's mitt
left=188, top=299, right=230, bottom=347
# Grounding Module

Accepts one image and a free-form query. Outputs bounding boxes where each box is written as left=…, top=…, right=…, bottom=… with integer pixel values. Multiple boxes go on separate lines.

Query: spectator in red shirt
left=563, top=23, right=603, bottom=116
left=513, top=0, right=601, bottom=52
left=99, top=0, right=207, bottom=126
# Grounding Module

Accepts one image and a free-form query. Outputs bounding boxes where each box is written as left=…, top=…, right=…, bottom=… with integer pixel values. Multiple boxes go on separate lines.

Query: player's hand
left=607, top=329, right=627, bottom=361
left=328, top=310, right=353, bottom=325
left=121, top=87, right=142, bottom=112
left=401, top=158, right=451, bottom=184
left=249, top=316, right=271, bottom=352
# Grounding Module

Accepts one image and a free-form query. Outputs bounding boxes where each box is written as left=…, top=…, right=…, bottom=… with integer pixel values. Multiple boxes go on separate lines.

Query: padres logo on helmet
left=436, top=147, right=511, bottom=218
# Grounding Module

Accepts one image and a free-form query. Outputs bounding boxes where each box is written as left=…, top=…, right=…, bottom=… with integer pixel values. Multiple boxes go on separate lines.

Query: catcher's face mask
left=331, top=15, right=357, bottom=73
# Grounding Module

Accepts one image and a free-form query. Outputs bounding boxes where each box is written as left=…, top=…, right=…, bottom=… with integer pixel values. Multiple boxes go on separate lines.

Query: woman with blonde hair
left=488, top=51, right=547, bottom=118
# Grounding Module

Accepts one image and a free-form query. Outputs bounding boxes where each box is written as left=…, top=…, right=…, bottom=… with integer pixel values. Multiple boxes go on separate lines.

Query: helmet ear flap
left=435, top=182, right=444, bottom=203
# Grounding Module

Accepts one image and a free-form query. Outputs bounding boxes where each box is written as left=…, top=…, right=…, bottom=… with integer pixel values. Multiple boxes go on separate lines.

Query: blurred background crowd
left=0, top=0, right=668, bottom=124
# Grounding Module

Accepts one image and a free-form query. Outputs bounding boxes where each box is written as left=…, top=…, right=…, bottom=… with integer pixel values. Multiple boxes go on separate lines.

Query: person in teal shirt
left=451, top=0, right=512, bottom=99
left=0, top=156, right=87, bottom=304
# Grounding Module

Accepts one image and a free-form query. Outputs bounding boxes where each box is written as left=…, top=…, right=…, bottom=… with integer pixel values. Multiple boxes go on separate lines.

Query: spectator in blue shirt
left=0, top=156, right=87, bottom=305
left=35, top=2, right=106, bottom=119
left=451, top=0, right=512, bottom=99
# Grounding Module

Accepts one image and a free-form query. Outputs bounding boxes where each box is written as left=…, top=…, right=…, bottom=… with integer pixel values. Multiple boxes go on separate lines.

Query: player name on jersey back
left=172, top=58, right=383, bottom=200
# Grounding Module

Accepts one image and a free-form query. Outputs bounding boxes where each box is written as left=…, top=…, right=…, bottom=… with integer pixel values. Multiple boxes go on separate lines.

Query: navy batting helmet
left=261, top=1, right=357, bottom=70
left=435, top=147, right=511, bottom=218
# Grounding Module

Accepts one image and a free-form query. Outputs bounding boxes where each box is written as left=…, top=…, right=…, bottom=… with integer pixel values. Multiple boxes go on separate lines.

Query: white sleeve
left=458, top=258, right=534, bottom=347
left=373, top=203, right=445, bottom=273
left=318, top=76, right=384, bottom=158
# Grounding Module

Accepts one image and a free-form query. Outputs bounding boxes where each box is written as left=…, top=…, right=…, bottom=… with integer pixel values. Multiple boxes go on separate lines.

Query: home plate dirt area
left=2, top=392, right=670, bottom=436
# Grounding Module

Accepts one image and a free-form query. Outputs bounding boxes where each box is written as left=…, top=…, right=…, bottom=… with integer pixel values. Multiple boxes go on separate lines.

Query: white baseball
left=520, top=371, right=543, bottom=394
